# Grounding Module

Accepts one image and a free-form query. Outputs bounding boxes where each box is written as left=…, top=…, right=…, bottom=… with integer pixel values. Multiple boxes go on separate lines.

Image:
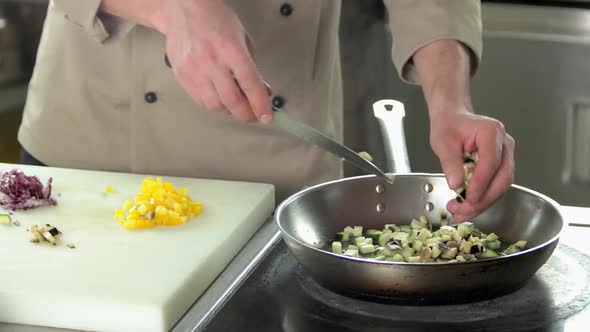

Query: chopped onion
left=0, top=169, right=57, bottom=210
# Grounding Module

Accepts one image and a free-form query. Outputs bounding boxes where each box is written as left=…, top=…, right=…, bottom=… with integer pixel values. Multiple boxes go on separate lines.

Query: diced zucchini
left=425, top=237, right=441, bottom=247
left=378, top=232, right=392, bottom=247
left=486, top=239, right=501, bottom=250
left=0, top=214, right=11, bottom=225
left=407, top=256, right=421, bottom=263
left=392, top=232, right=409, bottom=242
left=366, top=229, right=380, bottom=235
left=387, top=254, right=405, bottom=262
left=419, top=216, right=429, bottom=226
left=441, top=247, right=458, bottom=259
left=334, top=232, right=349, bottom=242
left=354, top=237, right=366, bottom=246
left=459, top=240, right=473, bottom=254
left=462, top=254, right=476, bottom=260
left=383, top=247, right=401, bottom=257
left=409, top=228, right=420, bottom=241
left=384, top=224, right=399, bottom=232
left=503, top=244, right=520, bottom=255
left=446, top=241, right=459, bottom=248
left=431, top=246, right=442, bottom=259
left=343, top=249, right=359, bottom=257
left=343, top=226, right=354, bottom=235
left=486, top=233, right=499, bottom=242
left=452, top=232, right=463, bottom=243
left=457, top=222, right=474, bottom=238
left=328, top=216, right=524, bottom=264
left=401, top=246, right=415, bottom=261
left=478, top=248, right=499, bottom=258
left=417, top=228, right=431, bottom=241
left=411, top=240, right=423, bottom=252
left=410, top=218, right=426, bottom=229
left=368, top=230, right=383, bottom=243
left=359, top=244, right=376, bottom=254
left=332, top=242, right=343, bottom=254
left=353, top=226, right=363, bottom=237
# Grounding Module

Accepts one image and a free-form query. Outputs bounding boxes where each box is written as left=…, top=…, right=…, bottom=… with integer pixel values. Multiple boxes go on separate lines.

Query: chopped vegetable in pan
left=455, top=151, right=478, bottom=202
left=115, top=177, right=204, bottom=230
left=330, top=216, right=527, bottom=263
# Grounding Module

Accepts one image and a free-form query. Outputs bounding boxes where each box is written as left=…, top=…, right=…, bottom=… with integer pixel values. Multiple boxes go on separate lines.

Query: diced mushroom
left=30, top=224, right=45, bottom=243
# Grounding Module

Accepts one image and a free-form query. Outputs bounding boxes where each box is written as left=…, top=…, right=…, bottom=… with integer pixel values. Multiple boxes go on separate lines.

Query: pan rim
left=275, top=173, right=566, bottom=267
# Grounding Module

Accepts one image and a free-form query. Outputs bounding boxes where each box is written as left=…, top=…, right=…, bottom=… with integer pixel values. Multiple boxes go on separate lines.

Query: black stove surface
left=204, top=241, right=590, bottom=332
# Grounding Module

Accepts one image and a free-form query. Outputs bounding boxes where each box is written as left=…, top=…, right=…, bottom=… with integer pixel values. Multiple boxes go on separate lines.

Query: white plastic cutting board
left=0, top=163, right=274, bottom=332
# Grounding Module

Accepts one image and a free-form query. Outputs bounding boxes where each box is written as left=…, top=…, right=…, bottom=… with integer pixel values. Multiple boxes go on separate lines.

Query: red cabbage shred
left=0, top=169, right=57, bottom=210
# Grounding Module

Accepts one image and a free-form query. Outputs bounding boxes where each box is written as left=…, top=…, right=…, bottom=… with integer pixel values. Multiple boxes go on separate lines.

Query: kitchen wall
left=0, top=1, right=46, bottom=163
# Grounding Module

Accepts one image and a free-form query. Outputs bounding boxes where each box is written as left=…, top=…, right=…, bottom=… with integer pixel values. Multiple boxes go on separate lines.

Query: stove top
left=203, top=240, right=590, bottom=332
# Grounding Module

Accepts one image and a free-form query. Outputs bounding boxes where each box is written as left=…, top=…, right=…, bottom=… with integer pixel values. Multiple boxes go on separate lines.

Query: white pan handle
left=373, top=99, right=411, bottom=173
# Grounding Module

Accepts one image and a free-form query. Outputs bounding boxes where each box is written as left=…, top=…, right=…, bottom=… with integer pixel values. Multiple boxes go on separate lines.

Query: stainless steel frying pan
left=274, top=100, right=565, bottom=305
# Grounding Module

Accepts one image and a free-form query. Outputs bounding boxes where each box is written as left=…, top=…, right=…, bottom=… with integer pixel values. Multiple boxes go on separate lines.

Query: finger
left=196, top=79, right=225, bottom=112
left=433, top=138, right=465, bottom=190
left=223, top=45, right=272, bottom=123
left=447, top=138, right=514, bottom=220
left=466, top=122, right=504, bottom=203
left=210, top=66, right=256, bottom=122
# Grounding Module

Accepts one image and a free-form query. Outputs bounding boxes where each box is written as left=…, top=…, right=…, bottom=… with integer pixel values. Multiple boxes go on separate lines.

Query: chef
left=17, top=0, right=514, bottom=222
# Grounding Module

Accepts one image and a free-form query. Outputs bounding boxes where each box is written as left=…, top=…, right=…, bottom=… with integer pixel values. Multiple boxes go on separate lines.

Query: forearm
left=99, top=0, right=168, bottom=32
left=413, top=39, right=474, bottom=115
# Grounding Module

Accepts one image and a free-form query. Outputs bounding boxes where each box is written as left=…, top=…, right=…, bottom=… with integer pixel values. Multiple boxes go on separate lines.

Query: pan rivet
left=375, top=184, right=385, bottom=194
left=425, top=202, right=434, bottom=212
left=424, top=183, right=433, bottom=193
left=376, top=203, right=386, bottom=213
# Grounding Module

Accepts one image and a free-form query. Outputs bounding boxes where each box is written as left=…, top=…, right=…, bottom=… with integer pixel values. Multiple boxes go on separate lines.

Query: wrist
left=426, top=85, right=473, bottom=117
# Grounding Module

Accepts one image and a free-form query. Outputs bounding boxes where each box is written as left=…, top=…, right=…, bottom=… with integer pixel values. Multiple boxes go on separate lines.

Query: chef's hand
left=413, top=39, right=515, bottom=222
left=429, top=108, right=515, bottom=222
left=159, top=0, right=272, bottom=123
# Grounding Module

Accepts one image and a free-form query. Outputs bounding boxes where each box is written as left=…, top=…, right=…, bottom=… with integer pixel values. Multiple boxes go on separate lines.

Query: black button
left=280, top=3, right=293, bottom=17
left=144, top=92, right=158, bottom=104
left=164, top=54, right=171, bottom=68
left=272, top=95, right=285, bottom=108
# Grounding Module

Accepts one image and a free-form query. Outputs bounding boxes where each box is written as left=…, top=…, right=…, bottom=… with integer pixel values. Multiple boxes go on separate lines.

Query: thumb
left=436, top=144, right=465, bottom=190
